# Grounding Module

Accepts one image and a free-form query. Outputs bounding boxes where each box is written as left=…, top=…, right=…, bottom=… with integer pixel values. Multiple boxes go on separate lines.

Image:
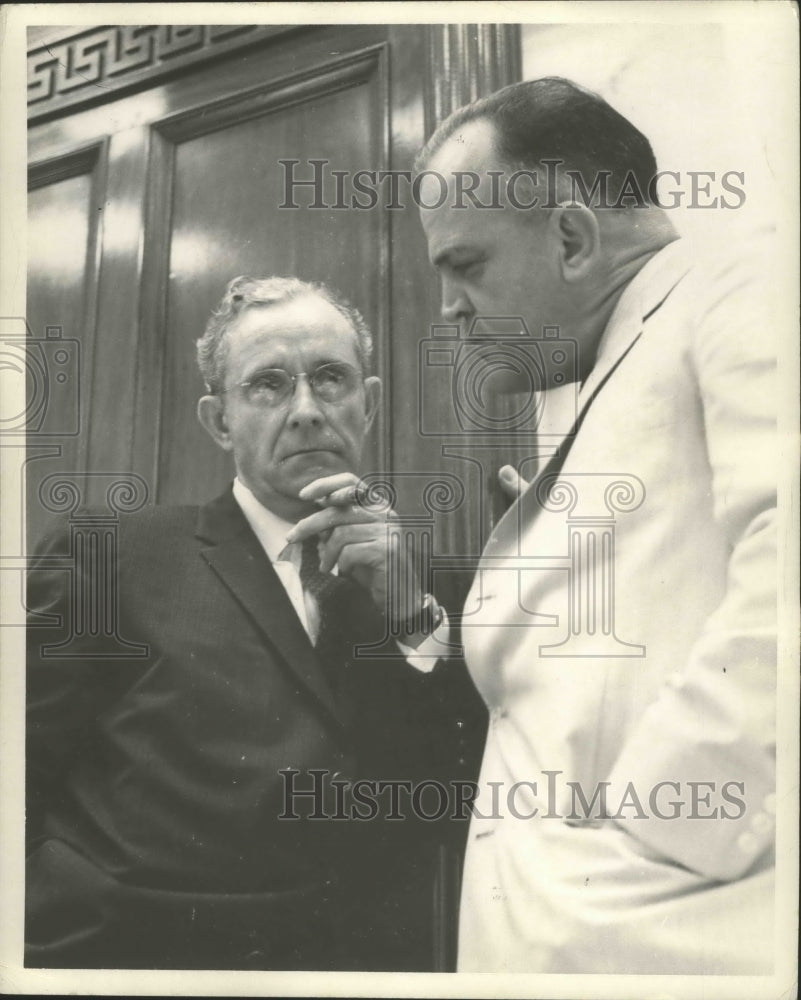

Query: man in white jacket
left=416, top=77, right=777, bottom=974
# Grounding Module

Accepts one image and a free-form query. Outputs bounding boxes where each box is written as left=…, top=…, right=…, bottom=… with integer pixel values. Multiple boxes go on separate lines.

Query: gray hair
left=196, top=275, right=374, bottom=393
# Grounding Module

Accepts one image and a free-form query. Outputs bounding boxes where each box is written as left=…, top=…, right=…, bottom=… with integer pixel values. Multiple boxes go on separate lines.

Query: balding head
left=416, top=79, right=678, bottom=384
left=416, top=77, right=659, bottom=211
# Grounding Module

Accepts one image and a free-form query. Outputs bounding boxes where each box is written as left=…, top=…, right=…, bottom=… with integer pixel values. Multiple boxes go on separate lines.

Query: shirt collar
left=232, top=477, right=296, bottom=563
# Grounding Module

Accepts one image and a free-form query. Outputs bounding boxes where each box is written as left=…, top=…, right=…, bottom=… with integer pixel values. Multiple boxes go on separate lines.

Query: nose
left=440, top=276, right=473, bottom=327
left=286, top=373, right=324, bottom=427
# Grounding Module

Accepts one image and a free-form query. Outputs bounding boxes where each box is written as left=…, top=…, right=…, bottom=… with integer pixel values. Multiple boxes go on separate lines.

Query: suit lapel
left=483, top=239, right=693, bottom=560
left=195, top=489, right=348, bottom=729
left=577, top=239, right=692, bottom=409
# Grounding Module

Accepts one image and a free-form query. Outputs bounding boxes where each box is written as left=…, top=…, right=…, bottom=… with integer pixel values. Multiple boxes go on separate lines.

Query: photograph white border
left=2, top=3, right=798, bottom=997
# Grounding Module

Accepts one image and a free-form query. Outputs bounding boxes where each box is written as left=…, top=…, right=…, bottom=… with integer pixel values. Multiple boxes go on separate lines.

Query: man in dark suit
left=25, top=276, right=483, bottom=971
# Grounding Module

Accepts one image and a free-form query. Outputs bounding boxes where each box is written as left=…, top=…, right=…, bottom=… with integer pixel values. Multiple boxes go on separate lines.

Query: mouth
left=282, top=447, right=341, bottom=462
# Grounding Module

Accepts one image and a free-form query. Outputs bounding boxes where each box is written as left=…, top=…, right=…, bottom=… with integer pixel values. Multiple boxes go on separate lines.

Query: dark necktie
left=299, top=536, right=357, bottom=690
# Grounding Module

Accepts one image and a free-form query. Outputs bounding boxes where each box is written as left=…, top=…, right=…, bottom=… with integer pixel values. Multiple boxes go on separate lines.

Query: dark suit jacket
left=25, top=488, right=485, bottom=970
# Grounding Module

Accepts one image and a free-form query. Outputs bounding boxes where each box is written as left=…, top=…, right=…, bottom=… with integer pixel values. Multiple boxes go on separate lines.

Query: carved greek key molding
left=27, top=24, right=297, bottom=121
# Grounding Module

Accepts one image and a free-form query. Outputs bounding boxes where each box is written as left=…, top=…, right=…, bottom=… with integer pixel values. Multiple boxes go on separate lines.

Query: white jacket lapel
left=483, top=240, right=694, bottom=559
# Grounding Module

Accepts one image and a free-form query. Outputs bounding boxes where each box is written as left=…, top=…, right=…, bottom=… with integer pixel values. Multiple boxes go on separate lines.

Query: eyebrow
left=430, top=243, right=476, bottom=269
left=242, top=355, right=352, bottom=379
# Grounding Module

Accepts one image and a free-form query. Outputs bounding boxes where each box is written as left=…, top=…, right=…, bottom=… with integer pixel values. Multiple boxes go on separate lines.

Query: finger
left=287, top=508, right=339, bottom=543
left=313, top=484, right=361, bottom=507
left=324, top=525, right=412, bottom=581
left=335, top=541, right=385, bottom=581
left=315, top=484, right=390, bottom=513
left=287, top=504, right=380, bottom=543
left=336, top=537, right=420, bottom=620
left=298, top=473, right=360, bottom=502
left=318, top=523, right=386, bottom=572
left=498, top=464, right=528, bottom=500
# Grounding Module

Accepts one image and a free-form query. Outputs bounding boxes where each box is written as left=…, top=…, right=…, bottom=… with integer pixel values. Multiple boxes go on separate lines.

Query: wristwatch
left=398, top=592, right=444, bottom=638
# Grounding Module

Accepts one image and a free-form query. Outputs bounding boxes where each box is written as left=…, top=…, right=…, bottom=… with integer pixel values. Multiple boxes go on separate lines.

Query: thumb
left=498, top=465, right=528, bottom=500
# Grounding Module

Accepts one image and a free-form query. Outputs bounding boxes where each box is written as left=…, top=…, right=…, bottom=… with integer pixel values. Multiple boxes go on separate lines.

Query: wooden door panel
left=148, top=49, right=388, bottom=503
left=28, top=175, right=92, bottom=329
left=26, top=144, right=105, bottom=544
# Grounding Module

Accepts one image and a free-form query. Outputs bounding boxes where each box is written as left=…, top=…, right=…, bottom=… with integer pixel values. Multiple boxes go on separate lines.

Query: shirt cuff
left=396, top=611, right=454, bottom=673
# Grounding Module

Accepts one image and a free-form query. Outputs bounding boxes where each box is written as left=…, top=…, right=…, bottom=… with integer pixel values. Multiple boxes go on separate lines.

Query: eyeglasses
left=219, top=361, right=362, bottom=407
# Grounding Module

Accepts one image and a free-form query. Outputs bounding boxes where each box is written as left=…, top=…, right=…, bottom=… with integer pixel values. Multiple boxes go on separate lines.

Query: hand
left=286, top=473, right=423, bottom=623
left=498, top=464, right=529, bottom=501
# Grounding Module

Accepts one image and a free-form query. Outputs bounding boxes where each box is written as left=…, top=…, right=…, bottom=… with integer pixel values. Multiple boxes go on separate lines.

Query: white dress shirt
left=232, top=477, right=320, bottom=639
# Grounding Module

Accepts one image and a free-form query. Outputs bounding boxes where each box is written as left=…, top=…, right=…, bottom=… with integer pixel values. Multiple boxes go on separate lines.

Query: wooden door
left=26, top=21, right=520, bottom=969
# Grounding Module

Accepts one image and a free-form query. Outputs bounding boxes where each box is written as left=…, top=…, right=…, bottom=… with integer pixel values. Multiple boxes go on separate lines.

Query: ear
left=362, top=376, right=382, bottom=431
left=549, top=202, right=600, bottom=282
left=197, top=395, right=234, bottom=452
